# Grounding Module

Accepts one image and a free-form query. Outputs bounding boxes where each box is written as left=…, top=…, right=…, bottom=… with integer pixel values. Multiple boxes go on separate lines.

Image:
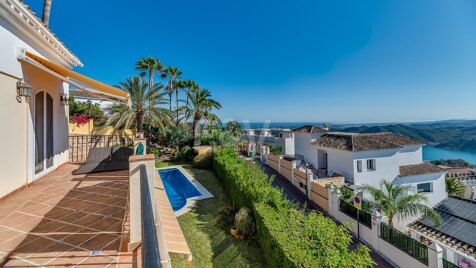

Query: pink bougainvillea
left=69, top=114, right=94, bottom=127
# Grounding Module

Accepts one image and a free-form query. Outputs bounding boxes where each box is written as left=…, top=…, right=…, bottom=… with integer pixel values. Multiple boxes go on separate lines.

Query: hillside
left=336, top=121, right=476, bottom=151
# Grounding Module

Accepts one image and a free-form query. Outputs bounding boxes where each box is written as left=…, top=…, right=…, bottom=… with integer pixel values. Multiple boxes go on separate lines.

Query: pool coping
left=157, top=166, right=214, bottom=217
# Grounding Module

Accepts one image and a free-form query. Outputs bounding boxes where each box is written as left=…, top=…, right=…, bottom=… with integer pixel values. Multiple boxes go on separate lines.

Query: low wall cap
left=129, top=154, right=155, bottom=163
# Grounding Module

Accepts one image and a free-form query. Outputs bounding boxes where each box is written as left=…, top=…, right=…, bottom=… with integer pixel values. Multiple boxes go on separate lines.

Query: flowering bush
left=69, top=114, right=93, bottom=127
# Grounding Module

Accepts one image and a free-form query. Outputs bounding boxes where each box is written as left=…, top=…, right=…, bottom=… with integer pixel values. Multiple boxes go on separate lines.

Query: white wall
left=353, top=149, right=400, bottom=189
left=325, top=148, right=354, bottom=181
left=279, top=137, right=294, bottom=155
left=399, top=145, right=423, bottom=166
left=394, top=172, right=447, bottom=208
left=294, top=132, right=323, bottom=167
left=0, top=19, right=71, bottom=198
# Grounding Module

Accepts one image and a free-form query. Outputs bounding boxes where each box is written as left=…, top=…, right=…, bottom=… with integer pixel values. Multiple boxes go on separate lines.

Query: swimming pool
left=158, top=167, right=206, bottom=212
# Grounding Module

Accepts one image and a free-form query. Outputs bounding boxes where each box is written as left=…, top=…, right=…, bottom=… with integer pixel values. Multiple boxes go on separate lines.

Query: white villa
left=0, top=0, right=128, bottom=199
left=241, top=128, right=295, bottom=155
left=292, top=126, right=447, bottom=210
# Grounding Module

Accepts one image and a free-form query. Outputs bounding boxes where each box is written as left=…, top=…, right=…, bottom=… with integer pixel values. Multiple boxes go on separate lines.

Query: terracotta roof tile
left=292, top=125, right=328, bottom=134
left=399, top=162, right=444, bottom=177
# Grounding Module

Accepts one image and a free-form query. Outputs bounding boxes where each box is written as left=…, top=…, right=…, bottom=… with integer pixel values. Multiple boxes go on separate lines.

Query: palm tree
left=161, top=66, right=182, bottom=112
left=42, top=0, right=52, bottom=27
left=135, top=56, right=164, bottom=131
left=357, top=180, right=442, bottom=227
left=105, top=76, right=172, bottom=133
left=182, top=79, right=198, bottom=109
left=445, top=177, right=466, bottom=197
left=181, top=87, right=221, bottom=143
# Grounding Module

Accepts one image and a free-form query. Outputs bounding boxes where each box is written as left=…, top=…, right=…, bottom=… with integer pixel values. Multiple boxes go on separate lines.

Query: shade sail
left=21, top=51, right=129, bottom=102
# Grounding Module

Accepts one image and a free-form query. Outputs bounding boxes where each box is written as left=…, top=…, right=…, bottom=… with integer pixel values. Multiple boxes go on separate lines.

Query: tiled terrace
left=0, top=164, right=138, bottom=267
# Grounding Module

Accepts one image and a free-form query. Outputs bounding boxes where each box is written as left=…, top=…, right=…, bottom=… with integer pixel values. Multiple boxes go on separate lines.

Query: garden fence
left=379, top=222, right=428, bottom=265
left=338, top=200, right=372, bottom=228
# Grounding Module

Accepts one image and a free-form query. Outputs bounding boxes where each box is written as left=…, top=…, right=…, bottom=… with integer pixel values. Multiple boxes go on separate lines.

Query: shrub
left=213, top=146, right=374, bottom=268
left=174, top=146, right=194, bottom=162
left=214, top=205, right=235, bottom=228
left=192, top=153, right=213, bottom=170
left=235, top=207, right=256, bottom=236
left=269, top=145, right=282, bottom=155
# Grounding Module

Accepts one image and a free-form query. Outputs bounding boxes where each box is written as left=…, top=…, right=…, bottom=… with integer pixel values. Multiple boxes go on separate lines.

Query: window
left=357, top=160, right=362, bottom=172
left=367, top=159, right=376, bottom=171
left=417, top=183, right=432, bottom=193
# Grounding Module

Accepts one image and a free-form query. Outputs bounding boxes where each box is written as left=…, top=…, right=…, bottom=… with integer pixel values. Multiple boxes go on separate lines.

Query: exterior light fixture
left=60, top=93, right=69, bottom=105
left=16, top=78, right=32, bottom=103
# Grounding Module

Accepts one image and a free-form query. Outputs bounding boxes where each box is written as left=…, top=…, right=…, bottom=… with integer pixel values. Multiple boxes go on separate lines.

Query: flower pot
left=231, top=227, right=238, bottom=237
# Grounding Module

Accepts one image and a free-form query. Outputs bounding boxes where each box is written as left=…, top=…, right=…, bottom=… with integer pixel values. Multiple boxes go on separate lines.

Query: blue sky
left=29, top=0, right=476, bottom=123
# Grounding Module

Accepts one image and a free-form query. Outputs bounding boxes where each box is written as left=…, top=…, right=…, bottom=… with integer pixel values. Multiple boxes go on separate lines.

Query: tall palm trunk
left=136, top=111, right=144, bottom=132
left=42, top=0, right=53, bottom=26
left=175, top=88, right=179, bottom=125
left=387, top=213, right=394, bottom=227
left=148, top=70, right=153, bottom=133
left=192, top=113, right=200, bottom=145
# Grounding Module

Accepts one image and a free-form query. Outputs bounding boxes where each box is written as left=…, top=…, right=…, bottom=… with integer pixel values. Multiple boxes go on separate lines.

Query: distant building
left=241, top=128, right=294, bottom=155
left=446, top=168, right=476, bottom=200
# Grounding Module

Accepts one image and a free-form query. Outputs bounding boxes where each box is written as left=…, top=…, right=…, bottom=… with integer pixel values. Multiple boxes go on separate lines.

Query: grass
left=155, top=160, right=266, bottom=268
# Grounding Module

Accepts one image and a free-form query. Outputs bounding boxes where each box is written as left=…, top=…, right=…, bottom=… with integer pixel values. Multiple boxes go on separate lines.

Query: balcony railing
left=443, top=258, right=459, bottom=268
left=140, top=164, right=162, bottom=267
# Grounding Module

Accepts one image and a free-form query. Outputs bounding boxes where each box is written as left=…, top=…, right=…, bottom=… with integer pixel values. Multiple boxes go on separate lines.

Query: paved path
left=254, top=159, right=395, bottom=268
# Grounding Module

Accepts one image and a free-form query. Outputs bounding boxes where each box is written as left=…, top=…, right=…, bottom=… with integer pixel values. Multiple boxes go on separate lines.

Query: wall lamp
left=16, top=78, right=32, bottom=103
left=60, top=93, right=69, bottom=105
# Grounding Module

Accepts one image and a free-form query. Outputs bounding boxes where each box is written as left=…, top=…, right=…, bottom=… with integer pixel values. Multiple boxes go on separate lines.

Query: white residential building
left=241, top=128, right=295, bottom=155
left=293, top=129, right=447, bottom=211
left=0, top=0, right=129, bottom=199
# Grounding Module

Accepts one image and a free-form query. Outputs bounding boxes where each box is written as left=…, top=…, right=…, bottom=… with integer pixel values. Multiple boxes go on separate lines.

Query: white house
left=292, top=125, right=329, bottom=166
left=241, top=128, right=295, bottom=155
left=0, top=0, right=129, bottom=199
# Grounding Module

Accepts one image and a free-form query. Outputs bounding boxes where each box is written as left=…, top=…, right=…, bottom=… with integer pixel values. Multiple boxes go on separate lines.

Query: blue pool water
left=159, top=168, right=201, bottom=211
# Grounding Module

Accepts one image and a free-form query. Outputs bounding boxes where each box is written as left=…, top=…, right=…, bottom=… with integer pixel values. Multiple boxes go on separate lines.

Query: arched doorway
left=34, top=91, right=54, bottom=174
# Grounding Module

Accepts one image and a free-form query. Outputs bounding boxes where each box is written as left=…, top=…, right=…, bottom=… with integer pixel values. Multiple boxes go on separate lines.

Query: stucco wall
left=399, top=145, right=423, bottom=166
left=0, top=73, right=28, bottom=197
left=394, top=172, right=447, bottom=208
left=352, top=149, right=400, bottom=188
left=294, top=133, right=318, bottom=166
left=325, top=148, right=355, bottom=181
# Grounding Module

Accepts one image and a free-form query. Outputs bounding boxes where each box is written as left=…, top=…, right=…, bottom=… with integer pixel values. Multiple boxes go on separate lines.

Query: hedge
left=213, top=146, right=374, bottom=268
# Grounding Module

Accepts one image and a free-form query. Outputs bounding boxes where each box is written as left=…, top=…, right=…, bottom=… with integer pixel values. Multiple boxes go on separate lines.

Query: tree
left=42, top=0, right=52, bottom=27
left=105, top=76, right=172, bottom=133
left=225, top=120, right=242, bottom=137
left=445, top=177, right=466, bottom=197
left=181, top=87, right=221, bottom=144
left=161, top=66, right=182, bottom=113
left=135, top=56, right=164, bottom=119
left=357, top=180, right=442, bottom=227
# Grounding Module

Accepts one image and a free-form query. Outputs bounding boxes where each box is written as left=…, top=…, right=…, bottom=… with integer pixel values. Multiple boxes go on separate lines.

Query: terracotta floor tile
left=43, top=224, right=87, bottom=241
left=12, top=236, right=56, bottom=256
left=29, top=219, right=64, bottom=234
left=73, top=214, right=104, bottom=227
left=97, top=205, right=123, bottom=216
left=45, top=248, right=89, bottom=266
left=0, top=233, right=31, bottom=252
left=62, top=228, right=97, bottom=247
left=0, top=257, right=34, bottom=267
left=77, top=255, right=116, bottom=267
left=23, top=241, right=75, bottom=265
left=0, top=212, right=37, bottom=227
left=13, top=217, right=44, bottom=232
left=30, top=193, right=59, bottom=204
left=43, top=207, right=75, bottom=220
left=56, top=210, right=89, bottom=223
left=78, top=233, right=119, bottom=251
left=88, top=218, right=121, bottom=231
left=82, top=203, right=107, bottom=214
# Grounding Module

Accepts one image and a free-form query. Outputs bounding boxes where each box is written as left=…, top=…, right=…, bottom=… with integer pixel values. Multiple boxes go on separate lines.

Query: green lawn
left=155, top=161, right=266, bottom=268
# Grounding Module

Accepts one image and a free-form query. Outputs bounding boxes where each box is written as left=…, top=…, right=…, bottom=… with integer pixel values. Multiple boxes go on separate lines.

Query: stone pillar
left=428, top=241, right=443, bottom=268
left=128, top=154, right=156, bottom=251
left=136, top=132, right=144, bottom=138
left=369, top=210, right=382, bottom=250
left=134, top=138, right=147, bottom=155
left=306, top=168, right=314, bottom=200
left=328, top=186, right=340, bottom=217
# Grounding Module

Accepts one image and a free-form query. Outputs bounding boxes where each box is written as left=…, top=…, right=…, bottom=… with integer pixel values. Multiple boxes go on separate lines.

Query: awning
left=18, top=50, right=130, bottom=105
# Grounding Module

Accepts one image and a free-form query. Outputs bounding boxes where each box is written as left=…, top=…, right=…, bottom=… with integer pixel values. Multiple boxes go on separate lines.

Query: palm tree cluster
left=106, top=56, right=221, bottom=144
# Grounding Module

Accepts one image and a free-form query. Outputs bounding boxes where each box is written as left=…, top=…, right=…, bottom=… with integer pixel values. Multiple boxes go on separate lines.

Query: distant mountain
left=335, top=121, right=476, bottom=152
